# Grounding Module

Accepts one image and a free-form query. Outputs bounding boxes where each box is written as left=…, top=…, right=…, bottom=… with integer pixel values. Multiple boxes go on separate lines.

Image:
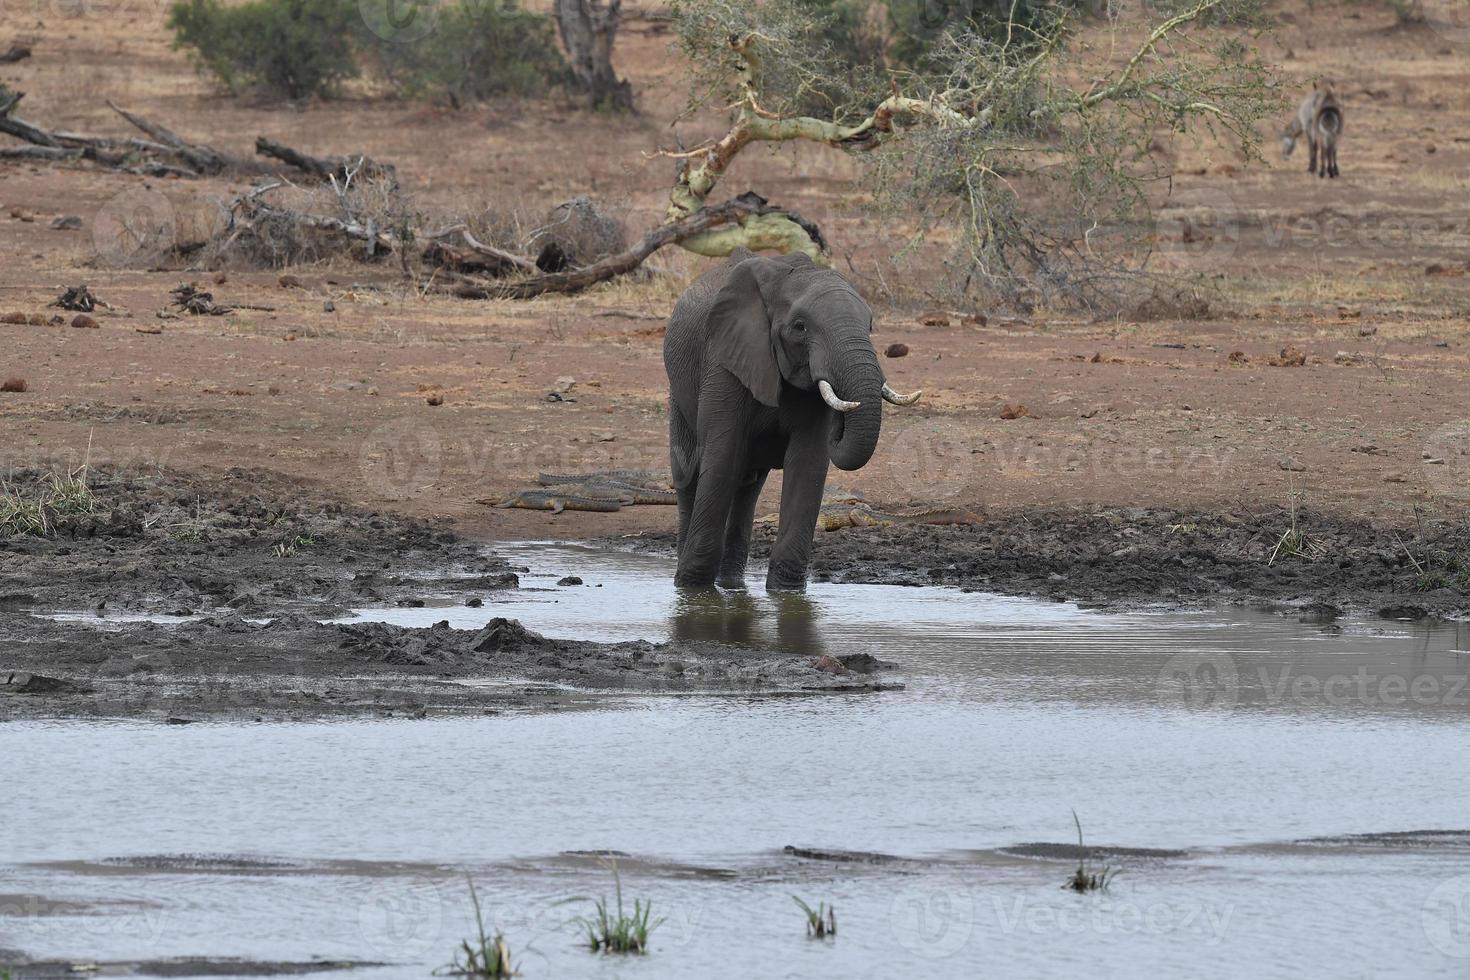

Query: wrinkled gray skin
left=664, top=250, right=885, bottom=591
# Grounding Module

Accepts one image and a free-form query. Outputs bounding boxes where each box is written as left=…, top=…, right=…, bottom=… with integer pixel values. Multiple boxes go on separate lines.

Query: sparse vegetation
left=48, top=466, right=98, bottom=516
left=437, top=880, right=518, bottom=978
left=1062, top=810, right=1118, bottom=894
left=667, top=0, right=1280, bottom=309
left=272, top=533, right=315, bottom=558
left=0, top=466, right=98, bottom=536
left=170, top=0, right=569, bottom=103
left=574, top=861, right=663, bottom=954
left=168, top=0, right=360, bottom=100
left=374, top=0, right=569, bottom=106
left=793, top=896, right=837, bottom=938
left=1269, top=492, right=1325, bottom=565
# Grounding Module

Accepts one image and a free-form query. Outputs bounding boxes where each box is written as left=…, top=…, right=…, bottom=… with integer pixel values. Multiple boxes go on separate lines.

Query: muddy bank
left=1, top=613, right=892, bottom=721
left=613, top=505, right=1470, bottom=620
left=0, top=468, right=895, bottom=720
left=0, top=466, right=519, bottom=618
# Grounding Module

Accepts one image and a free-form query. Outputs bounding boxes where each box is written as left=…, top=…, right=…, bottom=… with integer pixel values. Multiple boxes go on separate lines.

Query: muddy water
left=5, top=543, right=1470, bottom=978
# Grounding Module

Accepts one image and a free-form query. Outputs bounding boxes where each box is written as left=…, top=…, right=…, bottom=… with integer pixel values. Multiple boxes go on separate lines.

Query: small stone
left=1279, top=457, right=1307, bottom=472
left=0, top=312, right=26, bottom=324
left=999, top=403, right=1031, bottom=420
left=212, top=271, right=228, bottom=284
left=557, top=575, right=583, bottom=586
left=884, top=343, right=909, bottom=358
left=323, top=299, right=336, bottom=312
left=2, top=377, right=28, bottom=393
left=465, top=597, right=483, bottom=608
left=71, top=314, right=99, bottom=329
left=426, top=393, right=444, bottom=406
left=554, top=376, right=576, bottom=393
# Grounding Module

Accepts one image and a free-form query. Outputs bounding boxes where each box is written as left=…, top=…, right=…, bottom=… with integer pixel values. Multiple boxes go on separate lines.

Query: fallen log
left=450, top=193, right=813, bottom=299
left=254, top=136, right=397, bottom=187
left=424, top=227, right=538, bottom=277
left=108, top=101, right=242, bottom=175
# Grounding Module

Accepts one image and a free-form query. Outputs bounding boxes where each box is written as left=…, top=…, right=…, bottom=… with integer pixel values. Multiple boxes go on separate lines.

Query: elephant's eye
left=792, top=319, right=806, bottom=333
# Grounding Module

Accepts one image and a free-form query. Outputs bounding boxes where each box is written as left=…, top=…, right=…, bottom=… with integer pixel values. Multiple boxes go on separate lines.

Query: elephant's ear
left=707, top=257, right=782, bottom=407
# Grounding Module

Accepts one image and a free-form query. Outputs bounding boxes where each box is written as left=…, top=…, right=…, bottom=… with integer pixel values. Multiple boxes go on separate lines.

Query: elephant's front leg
left=766, top=425, right=829, bottom=591
left=716, top=469, right=769, bottom=589
left=675, top=422, right=747, bottom=589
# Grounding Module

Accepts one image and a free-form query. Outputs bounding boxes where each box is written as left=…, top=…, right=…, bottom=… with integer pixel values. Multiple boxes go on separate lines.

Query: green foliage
left=1062, top=810, right=1119, bottom=893
left=574, top=862, right=663, bottom=954
left=376, top=1, right=569, bottom=106
left=437, top=880, right=518, bottom=978
left=169, top=0, right=566, bottom=103
left=168, top=0, right=361, bottom=100
left=793, top=895, right=837, bottom=938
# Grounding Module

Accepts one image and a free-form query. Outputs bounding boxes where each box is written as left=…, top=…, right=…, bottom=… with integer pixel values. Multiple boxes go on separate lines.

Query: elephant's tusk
left=881, top=383, right=922, bottom=406
left=817, top=380, right=860, bottom=413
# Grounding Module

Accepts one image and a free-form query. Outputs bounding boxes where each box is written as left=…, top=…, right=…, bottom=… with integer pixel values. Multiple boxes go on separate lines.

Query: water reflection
left=670, top=587, right=824, bottom=656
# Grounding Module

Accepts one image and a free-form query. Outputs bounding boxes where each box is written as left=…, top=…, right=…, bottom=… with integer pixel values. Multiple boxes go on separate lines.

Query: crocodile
left=759, top=502, right=983, bottom=532
left=487, top=488, right=627, bottom=514
left=537, top=469, right=671, bottom=490
left=535, top=470, right=677, bottom=504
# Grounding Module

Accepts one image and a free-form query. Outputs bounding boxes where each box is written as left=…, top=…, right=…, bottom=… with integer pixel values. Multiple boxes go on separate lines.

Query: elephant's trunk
left=822, top=333, right=883, bottom=472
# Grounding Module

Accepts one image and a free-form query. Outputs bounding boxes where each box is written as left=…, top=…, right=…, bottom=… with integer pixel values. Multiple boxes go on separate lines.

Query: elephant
left=663, top=249, right=920, bottom=591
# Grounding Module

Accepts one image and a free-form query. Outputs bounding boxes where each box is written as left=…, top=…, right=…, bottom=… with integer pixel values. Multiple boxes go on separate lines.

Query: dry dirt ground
left=1, top=0, right=1469, bottom=612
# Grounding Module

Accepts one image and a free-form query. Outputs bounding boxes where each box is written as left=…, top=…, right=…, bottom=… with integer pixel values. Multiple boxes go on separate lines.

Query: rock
left=884, top=343, right=909, bottom=358
left=3, top=671, right=78, bottom=694
left=1279, top=457, right=1307, bottom=472
left=425, top=393, right=444, bottom=406
left=557, top=575, right=583, bottom=586
left=554, top=376, right=576, bottom=394
left=999, top=403, right=1031, bottom=420
left=322, top=299, right=335, bottom=312
left=465, top=597, right=483, bottom=608
left=0, top=311, right=26, bottom=324
left=470, top=617, right=541, bottom=653
left=1268, top=346, right=1306, bottom=367
left=71, top=314, right=99, bottom=329
left=1, top=377, right=27, bottom=393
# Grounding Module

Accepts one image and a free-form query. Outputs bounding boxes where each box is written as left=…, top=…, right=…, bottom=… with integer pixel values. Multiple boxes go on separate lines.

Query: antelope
left=1281, top=83, right=1343, bottom=179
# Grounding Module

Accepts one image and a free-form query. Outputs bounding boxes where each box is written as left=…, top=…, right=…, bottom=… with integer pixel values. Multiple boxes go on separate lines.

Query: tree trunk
left=552, top=0, right=633, bottom=112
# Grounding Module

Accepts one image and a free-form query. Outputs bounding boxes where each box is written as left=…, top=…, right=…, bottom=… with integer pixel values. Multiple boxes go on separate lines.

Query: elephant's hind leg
left=716, top=469, right=769, bottom=589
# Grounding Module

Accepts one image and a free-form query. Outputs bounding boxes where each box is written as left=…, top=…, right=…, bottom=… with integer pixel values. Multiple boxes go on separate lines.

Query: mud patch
left=611, top=504, right=1470, bottom=619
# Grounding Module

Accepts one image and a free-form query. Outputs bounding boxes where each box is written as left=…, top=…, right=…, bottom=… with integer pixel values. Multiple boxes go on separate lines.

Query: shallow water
left=5, top=543, right=1470, bottom=978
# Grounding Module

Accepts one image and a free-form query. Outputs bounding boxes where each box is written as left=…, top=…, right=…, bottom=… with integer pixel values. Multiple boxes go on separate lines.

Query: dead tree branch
left=254, top=136, right=398, bottom=187
left=450, top=193, right=811, bottom=299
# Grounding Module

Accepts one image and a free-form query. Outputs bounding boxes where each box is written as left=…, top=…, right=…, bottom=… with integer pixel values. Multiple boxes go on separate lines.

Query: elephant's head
left=706, top=253, right=920, bottom=471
